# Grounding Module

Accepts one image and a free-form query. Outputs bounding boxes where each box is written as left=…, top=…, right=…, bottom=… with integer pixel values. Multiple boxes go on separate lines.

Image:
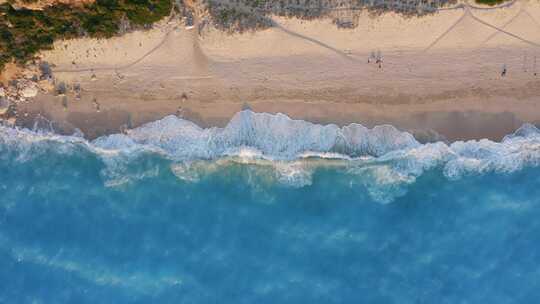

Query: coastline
left=9, top=0, right=540, bottom=141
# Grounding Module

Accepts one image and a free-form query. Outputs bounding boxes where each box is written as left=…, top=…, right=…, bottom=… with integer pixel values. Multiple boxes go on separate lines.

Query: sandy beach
left=13, top=0, right=540, bottom=141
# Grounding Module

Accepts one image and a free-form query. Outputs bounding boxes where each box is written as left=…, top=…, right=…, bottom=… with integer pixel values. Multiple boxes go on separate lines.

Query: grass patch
left=0, top=0, right=172, bottom=71
left=474, top=0, right=508, bottom=6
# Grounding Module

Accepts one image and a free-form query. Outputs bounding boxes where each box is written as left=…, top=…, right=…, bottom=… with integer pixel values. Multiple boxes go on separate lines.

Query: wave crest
left=93, top=111, right=420, bottom=160
left=1, top=111, right=540, bottom=203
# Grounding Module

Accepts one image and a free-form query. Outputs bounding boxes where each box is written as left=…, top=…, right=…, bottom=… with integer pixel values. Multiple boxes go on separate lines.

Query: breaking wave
left=2, top=110, right=540, bottom=203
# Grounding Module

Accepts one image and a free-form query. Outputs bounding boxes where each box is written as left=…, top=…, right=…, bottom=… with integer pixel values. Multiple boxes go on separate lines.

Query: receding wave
left=1, top=110, right=540, bottom=203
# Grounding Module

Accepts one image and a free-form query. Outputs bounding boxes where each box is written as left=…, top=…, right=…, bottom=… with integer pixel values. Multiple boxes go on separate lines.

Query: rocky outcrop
left=0, top=96, right=9, bottom=116
left=0, top=61, right=57, bottom=124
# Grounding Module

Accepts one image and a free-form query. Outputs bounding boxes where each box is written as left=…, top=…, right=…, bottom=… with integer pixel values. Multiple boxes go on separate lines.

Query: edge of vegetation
left=0, top=0, right=172, bottom=71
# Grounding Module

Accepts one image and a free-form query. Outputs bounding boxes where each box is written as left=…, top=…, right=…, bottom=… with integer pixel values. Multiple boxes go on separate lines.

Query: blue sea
left=1, top=110, right=540, bottom=303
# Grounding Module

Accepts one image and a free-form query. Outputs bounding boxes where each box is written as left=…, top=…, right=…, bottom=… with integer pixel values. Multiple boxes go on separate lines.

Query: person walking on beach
left=368, top=51, right=376, bottom=64
left=376, top=50, right=382, bottom=69
left=501, top=64, right=507, bottom=77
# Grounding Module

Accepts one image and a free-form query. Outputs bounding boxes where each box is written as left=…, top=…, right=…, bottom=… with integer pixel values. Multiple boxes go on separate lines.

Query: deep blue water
left=1, top=112, right=540, bottom=303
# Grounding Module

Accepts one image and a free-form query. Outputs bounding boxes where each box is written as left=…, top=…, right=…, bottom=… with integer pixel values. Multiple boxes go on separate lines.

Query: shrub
left=0, top=0, right=172, bottom=70
left=474, top=0, right=508, bottom=6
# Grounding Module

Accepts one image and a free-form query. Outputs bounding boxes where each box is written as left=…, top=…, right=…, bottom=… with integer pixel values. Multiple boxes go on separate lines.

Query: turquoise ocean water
left=1, top=110, right=540, bottom=303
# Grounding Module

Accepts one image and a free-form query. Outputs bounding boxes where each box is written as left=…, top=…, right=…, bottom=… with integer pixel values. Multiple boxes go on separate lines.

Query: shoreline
left=14, top=95, right=535, bottom=142
left=8, top=0, right=540, bottom=142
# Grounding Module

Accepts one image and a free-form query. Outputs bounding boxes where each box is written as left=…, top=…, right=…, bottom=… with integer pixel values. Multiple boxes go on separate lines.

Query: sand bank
left=14, top=0, right=540, bottom=141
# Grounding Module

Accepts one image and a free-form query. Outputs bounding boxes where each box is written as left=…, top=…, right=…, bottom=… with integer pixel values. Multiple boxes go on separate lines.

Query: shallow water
left=1, top=111, right=540, bottom=303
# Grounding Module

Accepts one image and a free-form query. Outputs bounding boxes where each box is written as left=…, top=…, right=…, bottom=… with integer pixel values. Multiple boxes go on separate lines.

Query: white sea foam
left=2, top=111, right=540, bottom=203
left=91, top=111, right=420, bottom=160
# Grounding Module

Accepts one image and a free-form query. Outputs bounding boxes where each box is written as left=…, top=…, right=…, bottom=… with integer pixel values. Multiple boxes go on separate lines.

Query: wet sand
left=16, top=85, right=536, bottom=142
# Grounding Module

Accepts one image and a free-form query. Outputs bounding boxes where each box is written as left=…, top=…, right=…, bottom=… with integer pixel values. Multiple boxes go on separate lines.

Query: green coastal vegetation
left=206, top=0, right=510, bottom=32
left=474, top=0, right=508, bottom=6
left=0, top=0, right=172, bottom=70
